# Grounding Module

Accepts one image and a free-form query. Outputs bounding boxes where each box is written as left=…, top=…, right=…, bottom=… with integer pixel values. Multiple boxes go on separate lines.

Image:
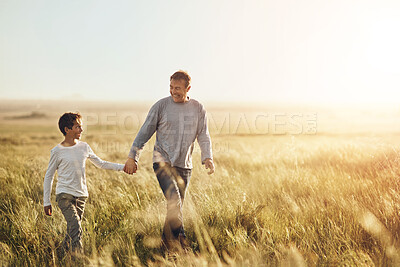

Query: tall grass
left=1, top=125, right=400, bottom=266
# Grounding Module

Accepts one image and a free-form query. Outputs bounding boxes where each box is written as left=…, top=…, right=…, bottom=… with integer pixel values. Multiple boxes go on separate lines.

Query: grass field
left=1, top=100, right=400, bottom=266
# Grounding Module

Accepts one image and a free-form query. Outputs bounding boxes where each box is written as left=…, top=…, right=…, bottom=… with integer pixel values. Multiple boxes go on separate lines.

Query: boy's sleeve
left=196, top=104, right=213, bottom=164
left=128, top=102, right=160, bottom=162
left=43, top=149, right=59, bottom=206
left=87, top=144, right=124, bottom=171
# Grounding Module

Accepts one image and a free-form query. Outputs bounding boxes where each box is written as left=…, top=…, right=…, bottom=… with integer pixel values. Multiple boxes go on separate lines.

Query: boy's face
left=65, top=119, right=83, bottom=139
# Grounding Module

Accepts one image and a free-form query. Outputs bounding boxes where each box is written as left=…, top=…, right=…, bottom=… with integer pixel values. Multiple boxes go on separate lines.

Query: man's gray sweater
left=128, top=96, right=212, bottom=169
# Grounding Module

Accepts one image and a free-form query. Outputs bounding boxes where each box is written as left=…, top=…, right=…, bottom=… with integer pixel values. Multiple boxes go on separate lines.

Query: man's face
left=170, top=79, right=190, bottom=103
left=66, top=119, right=83, bottom=139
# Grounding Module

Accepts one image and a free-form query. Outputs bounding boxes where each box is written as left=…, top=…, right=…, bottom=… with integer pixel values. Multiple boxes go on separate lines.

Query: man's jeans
left=56, top=193, right=87, bottom=253
left=153, top=162, right=192, bottom=247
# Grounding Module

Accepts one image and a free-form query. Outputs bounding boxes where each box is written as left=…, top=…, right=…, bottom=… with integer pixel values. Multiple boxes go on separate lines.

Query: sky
left=1, top=0, right=400, bottom=104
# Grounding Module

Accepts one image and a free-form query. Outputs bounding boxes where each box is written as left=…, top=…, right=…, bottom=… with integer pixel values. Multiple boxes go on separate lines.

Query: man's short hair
left=58, top=112, right=82, bottom=136
left=170, top=70, right=191, bottom=88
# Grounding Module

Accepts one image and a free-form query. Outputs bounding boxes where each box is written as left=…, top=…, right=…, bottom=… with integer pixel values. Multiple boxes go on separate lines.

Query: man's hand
left=124, top=158, right=137, bottom=174
left=44, top=205, right=52, bottom=216
left=204, top=158, right=215, bottom=175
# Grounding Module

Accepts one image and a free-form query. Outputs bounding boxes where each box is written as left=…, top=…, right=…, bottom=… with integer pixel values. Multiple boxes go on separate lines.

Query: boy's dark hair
left=170, top=70, right=191, bottom=88
left=58, top=112, right=82, bottom=136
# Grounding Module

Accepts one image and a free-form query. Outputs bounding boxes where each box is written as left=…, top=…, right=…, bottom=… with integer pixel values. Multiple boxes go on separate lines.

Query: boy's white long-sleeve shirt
left=43, top=141, right=123, bottom=206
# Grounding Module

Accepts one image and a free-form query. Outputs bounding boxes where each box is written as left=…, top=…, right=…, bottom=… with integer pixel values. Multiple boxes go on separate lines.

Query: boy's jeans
left=153, top=162, right=192, bottom=248
left=56, top=193, right=87, bottom=253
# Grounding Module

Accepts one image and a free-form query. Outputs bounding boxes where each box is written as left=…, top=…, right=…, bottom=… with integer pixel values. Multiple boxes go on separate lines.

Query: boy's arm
left=87, top=145, right=124, bottom=171
left=43, top=149, right=58, bottom=215
left=44, top=205, right=52, bottom=216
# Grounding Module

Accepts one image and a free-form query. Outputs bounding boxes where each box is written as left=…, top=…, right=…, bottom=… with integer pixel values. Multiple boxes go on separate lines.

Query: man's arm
left=124, top=158, right=138, bottom=174
left=124, top=102, right=160, bottom=174
left=197, top=105, right=214, bottom=175
left=204, top=158, right=215, bottom=175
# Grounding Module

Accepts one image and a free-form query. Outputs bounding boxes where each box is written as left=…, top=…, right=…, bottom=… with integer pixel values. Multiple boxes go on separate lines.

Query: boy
left=43, top=112, right=124, bottom=253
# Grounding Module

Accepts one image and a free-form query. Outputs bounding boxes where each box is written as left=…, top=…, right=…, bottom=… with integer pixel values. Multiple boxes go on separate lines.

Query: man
left=124, top=70, right=215, bottom=251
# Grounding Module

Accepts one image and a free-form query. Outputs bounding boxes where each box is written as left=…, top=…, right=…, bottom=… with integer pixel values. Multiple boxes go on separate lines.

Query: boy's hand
left=204, top=158, right=215, bottom=175
left=44, top=205, right=52, bottom=216
left=124, top=158, right=137, bottom=174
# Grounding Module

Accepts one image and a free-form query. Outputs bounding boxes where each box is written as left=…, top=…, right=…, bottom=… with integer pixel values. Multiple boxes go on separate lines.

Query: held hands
left=44, top=205, right=52, bottom=216
left=205, top=158, right=215, bottom=175
left=123, top=158, right=137, bottom=175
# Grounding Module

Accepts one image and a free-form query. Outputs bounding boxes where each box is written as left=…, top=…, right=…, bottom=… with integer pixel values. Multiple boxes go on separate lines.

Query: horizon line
left=0, top=97, right=399, bottom=108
